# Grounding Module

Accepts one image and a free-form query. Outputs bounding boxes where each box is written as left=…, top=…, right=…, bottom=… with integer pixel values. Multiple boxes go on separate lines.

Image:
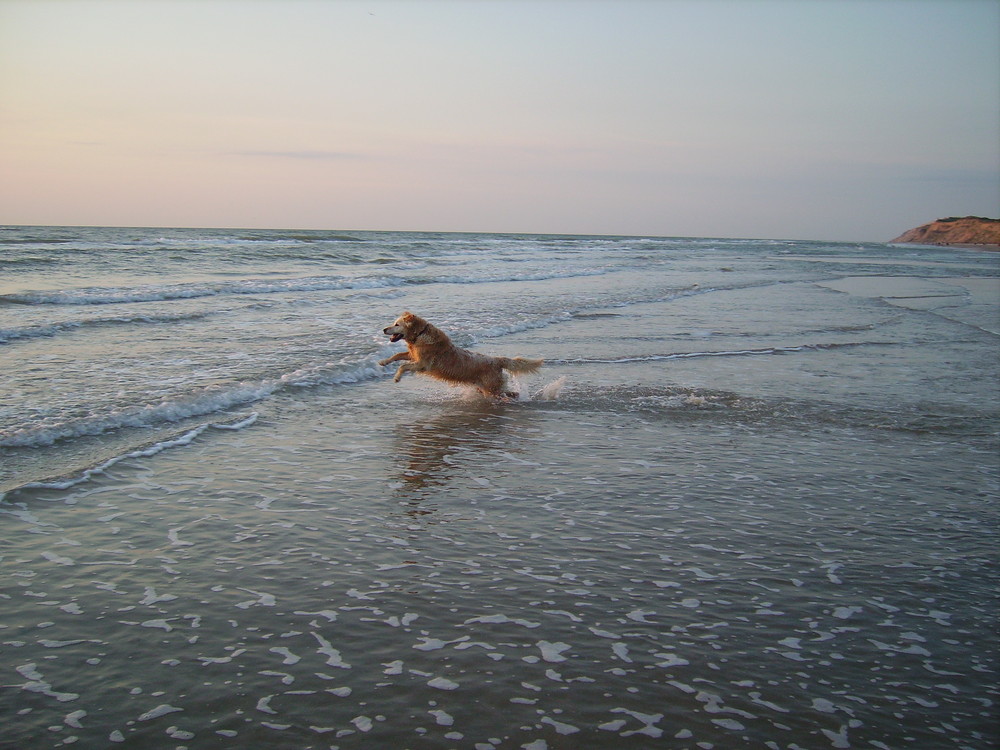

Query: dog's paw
left=377, top=358, right=389, bottom=367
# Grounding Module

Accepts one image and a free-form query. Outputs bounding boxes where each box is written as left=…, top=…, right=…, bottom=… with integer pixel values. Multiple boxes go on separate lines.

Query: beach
left=1, top=227, right=998, bottom=749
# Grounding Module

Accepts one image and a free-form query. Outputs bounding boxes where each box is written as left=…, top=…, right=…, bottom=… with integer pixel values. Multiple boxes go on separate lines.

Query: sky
left=1, top=0, right=998, bottom=241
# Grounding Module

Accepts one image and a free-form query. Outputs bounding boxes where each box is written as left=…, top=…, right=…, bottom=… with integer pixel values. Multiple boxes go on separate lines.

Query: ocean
left=1, top=225, right=997, bottom=749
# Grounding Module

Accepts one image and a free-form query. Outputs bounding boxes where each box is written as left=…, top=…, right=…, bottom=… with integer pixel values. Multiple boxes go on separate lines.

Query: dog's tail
left=499, top=357, right=543, bottom=374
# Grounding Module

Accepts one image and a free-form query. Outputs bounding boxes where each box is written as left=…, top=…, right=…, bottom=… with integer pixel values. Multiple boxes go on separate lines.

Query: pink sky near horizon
left=1, top=0, right=998, bottom=241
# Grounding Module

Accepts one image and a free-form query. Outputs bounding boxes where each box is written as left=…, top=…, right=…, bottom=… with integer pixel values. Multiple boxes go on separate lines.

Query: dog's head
left=382, top=311, right=421, bottom=343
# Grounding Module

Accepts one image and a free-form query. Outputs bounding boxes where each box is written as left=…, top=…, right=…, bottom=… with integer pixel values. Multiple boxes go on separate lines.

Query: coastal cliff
left=890, top=216, right=1000, bottom=247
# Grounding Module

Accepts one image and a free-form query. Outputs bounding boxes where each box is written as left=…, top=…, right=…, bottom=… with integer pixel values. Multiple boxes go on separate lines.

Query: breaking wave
left=0, top=412, right=260, bottom=503
left=0, top=358, right=386, bottom=449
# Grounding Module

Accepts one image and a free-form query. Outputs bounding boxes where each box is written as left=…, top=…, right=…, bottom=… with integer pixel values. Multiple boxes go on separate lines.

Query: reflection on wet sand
left=390, top=402, right=531, bottom=512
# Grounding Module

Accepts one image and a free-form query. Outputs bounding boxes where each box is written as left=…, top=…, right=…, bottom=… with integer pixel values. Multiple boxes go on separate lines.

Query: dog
left=378, top=311, right=543, bottom=398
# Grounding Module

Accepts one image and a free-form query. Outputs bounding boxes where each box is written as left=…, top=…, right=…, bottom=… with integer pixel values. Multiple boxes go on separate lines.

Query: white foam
left=256, top=695, right=278, bottom=714
left=235, top=589, right=277, bottom=609
left=610, top=708, right=664, bottom=738
left=832, top=606, right=862, bottom=619
left=626, top=608, right=656, bottom=623
left=543, top=609, right=582, bottom=622
left=41, top=551, right=76, bottom=566
left=414, top=637, right=454, bottom=651
left=382, top=660, right=404, bottom=675
left=140, top=619, right=175, bottom=631
left=429, top=709, right=454, bottom=726
left=821, top=724, right=851, bottom=749
left=427, top=676, right=460, bottom=690
left=197, top=649, right=246, bottom=665
left=589, top=627, right=621, bottom=639
left=712, top=718, right=746, bottom=731
left=259, top=670, right=294, bottom=685
left=312, top=632, right=351, bottom=669
left=167, top=528, right=193, bottom=547
left=540, top=716, right=580, bottom=735
left=599, top=719, right=627, bottom=731
left=748, top=692, right=789, bottom=713
left=653, top=652, right=690, bottom=668
left=292, top=609, right=338, bottom=622
left=611, top=643, right=632, bottom=662
left=269, top=647, right=301, bottom=665
left=137, top=704, right=183, bottom=721
left=536, top=641, right=571, bottom=663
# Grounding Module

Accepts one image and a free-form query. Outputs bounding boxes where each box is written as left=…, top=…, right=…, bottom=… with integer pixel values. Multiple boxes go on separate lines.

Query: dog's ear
left=401, top=311, right=415, bottom=324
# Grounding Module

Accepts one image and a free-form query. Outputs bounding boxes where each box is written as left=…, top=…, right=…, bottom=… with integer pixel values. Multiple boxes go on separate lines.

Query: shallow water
left=1, top=227, right=998, bottom=748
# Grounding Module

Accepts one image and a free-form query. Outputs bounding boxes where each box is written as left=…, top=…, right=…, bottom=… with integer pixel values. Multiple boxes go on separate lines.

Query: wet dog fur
left=378, top=311, right=543, bottom=398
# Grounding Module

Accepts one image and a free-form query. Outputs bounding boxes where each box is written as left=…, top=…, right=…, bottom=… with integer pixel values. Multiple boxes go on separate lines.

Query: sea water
left=1, top=226, right=997, bottom=748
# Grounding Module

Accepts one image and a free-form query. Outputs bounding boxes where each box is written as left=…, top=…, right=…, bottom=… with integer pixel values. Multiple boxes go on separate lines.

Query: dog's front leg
left=378, top=351, right=411, bottom=367
left=393, top=361, right=420, bottom=382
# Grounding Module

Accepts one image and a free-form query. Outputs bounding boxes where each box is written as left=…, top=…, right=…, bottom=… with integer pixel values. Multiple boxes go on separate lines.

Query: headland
left=890, top=216, right=1000, bottom=248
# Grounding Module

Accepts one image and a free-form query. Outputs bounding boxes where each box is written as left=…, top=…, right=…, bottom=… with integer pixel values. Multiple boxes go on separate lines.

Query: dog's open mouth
left=388, top=332, right=403, bottom=342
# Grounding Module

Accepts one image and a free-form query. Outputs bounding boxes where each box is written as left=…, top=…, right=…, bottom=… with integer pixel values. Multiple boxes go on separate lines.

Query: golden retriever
left=378, top=311, right=543, bottom=398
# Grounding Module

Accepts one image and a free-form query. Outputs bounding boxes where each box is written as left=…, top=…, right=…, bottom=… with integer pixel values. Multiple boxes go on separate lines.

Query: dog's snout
left=382, top=327, right=390, bottom=334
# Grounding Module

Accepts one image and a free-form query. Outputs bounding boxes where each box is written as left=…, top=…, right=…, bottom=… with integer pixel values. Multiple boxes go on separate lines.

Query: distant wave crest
left=0, top=267, right=611, bottom=306
left=549, top=341, right=892, bottom=365
left=0, top=311, right=214, bottom=344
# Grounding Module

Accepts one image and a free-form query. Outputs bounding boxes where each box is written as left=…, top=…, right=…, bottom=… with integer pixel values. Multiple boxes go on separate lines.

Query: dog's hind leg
left=476, top=370, right=508, bottom=399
